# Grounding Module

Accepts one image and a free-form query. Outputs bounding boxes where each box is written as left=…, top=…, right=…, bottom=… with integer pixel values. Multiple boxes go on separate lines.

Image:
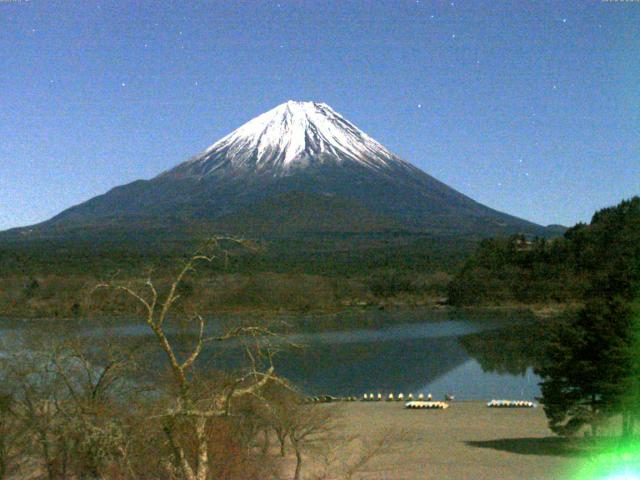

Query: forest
left=448, top=197, right=640, bottom=308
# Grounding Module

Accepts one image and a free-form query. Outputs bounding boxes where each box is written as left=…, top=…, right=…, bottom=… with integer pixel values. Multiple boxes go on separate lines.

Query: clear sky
left=1, top=0, right=638, bottom=230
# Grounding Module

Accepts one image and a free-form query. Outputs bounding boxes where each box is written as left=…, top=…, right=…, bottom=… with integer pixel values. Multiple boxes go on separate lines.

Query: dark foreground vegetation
left=0, top=242, right=392, bottom=479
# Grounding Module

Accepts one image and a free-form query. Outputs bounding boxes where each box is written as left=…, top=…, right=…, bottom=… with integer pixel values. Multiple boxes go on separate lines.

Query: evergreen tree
left=620, top=298, right=640, bottom=437
left=536, top=197, right=640, bottom=437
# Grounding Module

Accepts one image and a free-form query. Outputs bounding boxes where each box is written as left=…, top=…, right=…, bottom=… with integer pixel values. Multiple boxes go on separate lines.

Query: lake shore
left=299, top=401, right=584, bottom=479
left=0, top=302, right=566, bottom=329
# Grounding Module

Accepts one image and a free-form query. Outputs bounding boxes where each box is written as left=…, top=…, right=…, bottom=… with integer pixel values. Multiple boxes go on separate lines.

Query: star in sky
left=2, top=0, right=636, bottom=231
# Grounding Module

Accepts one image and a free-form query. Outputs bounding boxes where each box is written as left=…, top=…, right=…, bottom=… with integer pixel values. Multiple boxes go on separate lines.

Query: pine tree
left=536, top=197, right=640, bottom=437
left=620, top=298, right=640, bottom=437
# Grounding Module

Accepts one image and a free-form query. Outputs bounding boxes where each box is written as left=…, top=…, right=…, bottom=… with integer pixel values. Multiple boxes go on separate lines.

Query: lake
left=261, top=318, right=543, bottom=400
left=0, top=310, right=545, bottom=401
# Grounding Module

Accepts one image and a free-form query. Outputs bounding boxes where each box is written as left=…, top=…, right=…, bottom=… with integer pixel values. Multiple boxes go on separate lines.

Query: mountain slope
left=4, top=100, right=549, bottom=240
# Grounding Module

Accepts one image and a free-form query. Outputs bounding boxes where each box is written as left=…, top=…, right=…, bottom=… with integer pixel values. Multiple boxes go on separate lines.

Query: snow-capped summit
left=163, top=101, right=410, bottom=178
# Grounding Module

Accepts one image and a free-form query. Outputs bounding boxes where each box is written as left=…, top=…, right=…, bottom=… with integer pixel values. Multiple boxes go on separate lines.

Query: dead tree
left=288, top=404, right=336, bottom=480
left=0, top=392, right=23, bottom=480
left=1, top=330, right=139, bottom=480
left=94, top=237, right=286, bottom=480
left=256, top=381, right=301, bottom=457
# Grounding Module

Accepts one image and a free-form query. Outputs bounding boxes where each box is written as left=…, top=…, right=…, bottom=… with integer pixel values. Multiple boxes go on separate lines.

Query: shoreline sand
left=317, top=401, right=583, bottom=479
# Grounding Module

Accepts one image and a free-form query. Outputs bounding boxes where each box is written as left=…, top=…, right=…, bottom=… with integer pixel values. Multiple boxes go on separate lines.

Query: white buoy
left=398, top=393, right=404, bottom=401
left=418, top=393, right=425, bottom=400
left=388, top=393, right=394, bottom=401
left=427, top=393, right=433, bottom=401
left=408, top=393, right=414, bottom=400
left=377, top=393, right=382, bottom=401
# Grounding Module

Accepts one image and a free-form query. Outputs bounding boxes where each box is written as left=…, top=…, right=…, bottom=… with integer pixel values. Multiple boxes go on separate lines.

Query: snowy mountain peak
left=164, top=101, right=409, bottom=178
left=19, top=102, right=548, bottom=240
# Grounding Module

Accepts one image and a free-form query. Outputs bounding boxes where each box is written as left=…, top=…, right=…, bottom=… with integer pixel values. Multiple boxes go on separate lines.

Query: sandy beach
left=317, top=401, right=583, bottom=480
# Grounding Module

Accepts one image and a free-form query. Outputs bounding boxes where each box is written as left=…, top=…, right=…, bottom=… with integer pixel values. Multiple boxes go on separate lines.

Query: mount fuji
left=6, top=101, right=550, bottom=242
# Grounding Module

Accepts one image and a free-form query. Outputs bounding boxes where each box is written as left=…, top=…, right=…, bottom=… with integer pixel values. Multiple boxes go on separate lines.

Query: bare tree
left=49, top=339, right=137, bottom=479
left=309, top=427, right=397, bottom=480
left=340, top=429, right=396, bottom=480
left=288, top=404, right=337, bottom=480
left=3, top=343, right=71, bottom=480
left=93, top=237, right=287, bottom=480
left=256, top=381, right=301, bottom=457
left=0, top=391, right=23, bottom=479
left=0, top=329, right=140, bottom=480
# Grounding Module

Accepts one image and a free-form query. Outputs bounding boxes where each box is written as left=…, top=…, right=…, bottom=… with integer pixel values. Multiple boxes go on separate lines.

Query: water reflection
left=457, top=321, right=551, bottom=376
left=193, top=318, right=549, bottom=399
left=0, top=314, right=550, bottom=400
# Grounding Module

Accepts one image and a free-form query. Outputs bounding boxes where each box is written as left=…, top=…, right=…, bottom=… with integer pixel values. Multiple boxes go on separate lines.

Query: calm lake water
left=263, top=319, right=542, bottom=400
left=0, top=310, right=544, bottom=401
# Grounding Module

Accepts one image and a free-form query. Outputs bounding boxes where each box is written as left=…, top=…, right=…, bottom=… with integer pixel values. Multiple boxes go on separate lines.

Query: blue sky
left=1, top=0, right=638, bottom=230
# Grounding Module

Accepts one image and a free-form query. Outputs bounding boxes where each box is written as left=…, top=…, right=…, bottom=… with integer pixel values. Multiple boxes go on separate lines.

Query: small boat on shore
left=405, top=401, right=449, bottom=410
left=487, top=399, right=536, bottom=408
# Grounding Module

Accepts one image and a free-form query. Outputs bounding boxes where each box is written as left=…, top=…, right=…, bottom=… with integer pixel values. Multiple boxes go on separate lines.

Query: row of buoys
left=405, top=400, right=449, bottom=410
left=362, top=393, right=436, bottom=402
left=487, top=399, right=536, bottom=408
